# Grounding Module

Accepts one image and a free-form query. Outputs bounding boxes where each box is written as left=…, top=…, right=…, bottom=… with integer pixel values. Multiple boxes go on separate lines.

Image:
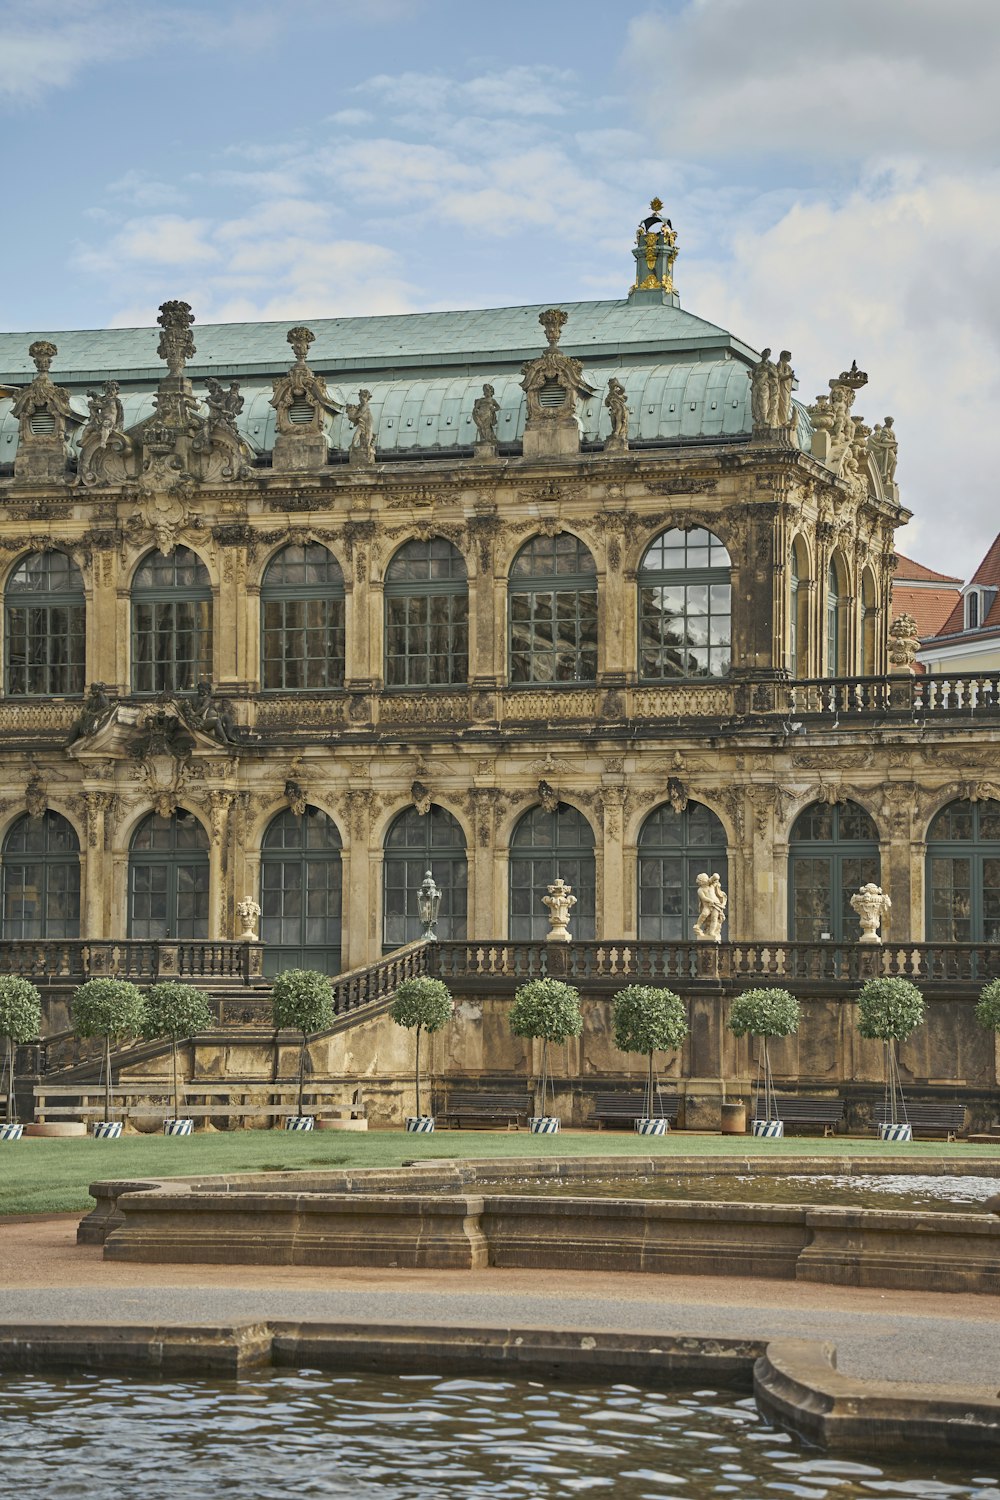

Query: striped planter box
left=0, top=1122, right=23, bottom=1142
left=634, top=1117, right=668, bottom=1137
left=877, top=1121, right=913, bottom=1142
left=405, top=1116, right=436, bottom=1133
left=529, top=1117, right=560, bottom=1134
left=163, top=1118, right=194, bottom=1137
left=752, top=1119, right=784, bottom=1139
left=92, top=1121, right=123, bottom=1140
left=284, top=1115, right=315, bottom=1132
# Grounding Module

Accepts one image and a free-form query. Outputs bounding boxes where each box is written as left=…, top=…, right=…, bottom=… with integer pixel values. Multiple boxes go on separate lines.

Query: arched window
left=789, top=537, right=810, bottom=679
left=509, top=534, right=597, bottom=684
left=509, top=804, right=596, bottom=940
left=383, top=805, right=467, bottom=947
left=131, top=547, right=212, bottom=695
left=384, top=538, right=468, bottom=688
left=789, top=800, right=879, bottom=942
left=260, top=806, right=342, bottom=976
left=128, top=810, right=209, bottom=940
left=826, top=554, right=848, bottom=678
left=926, top=799, right=1000, bottom=943
left=5, top=551, right=85, bottom=697
left=261, top=543, right=345, bottom=692
left=638, top=801, right=728, bottom=941
left=1, top=812, right=80, bottom=938
left=860, top=568, right=877, bottom=676
left=638, top=527, right=731, bottom=680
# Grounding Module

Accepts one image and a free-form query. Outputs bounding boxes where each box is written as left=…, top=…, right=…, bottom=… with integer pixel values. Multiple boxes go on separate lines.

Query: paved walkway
left=4, top=1216, right=998, bottom=1390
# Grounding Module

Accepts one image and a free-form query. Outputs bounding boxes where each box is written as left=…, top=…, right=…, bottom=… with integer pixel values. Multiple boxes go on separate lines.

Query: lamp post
left=417, top=869, right=442, bottom=941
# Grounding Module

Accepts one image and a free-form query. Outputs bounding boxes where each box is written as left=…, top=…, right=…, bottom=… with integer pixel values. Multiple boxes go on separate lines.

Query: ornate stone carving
left=77, top=382, right=132, bottom=487
left=693, top=872, right=727, bottom=942
left=537, top=779, right=560, bottom=814
left=24, top=775, right=47, bottom=821
left=603, top=378, right=629, bottom=455
left=411, top=779, right=432, bottom=816
left=599, top=784, right=627, bottom=840
left=868, top=416, right=898, bottom=491
left=850, top=882, right=891, bottom=945
left=346, top=389, right=376, bottom=466
left=7, top=341, right=79, bottom=481
left=343, top=786, right=378, bottom=840
left=284, top=778, right=308, bottom=817
left=208, top=788, right=234, bottom=846
left=157, top=301, right=195, bottom=378
left=66, top=683, right=115, bottom=749
left=520, top=309, right=595, bottom=460
left=472, top=383, right=500, bottom=459
left=749, top=348, right=797, bottom=444
left=270, top=325, right=340, bottom=473
left=236, top=896, right=261, bottom=941
left=630, top=200, right=678, bottom=295
left=182, top=681, right=240, bottom=747
left=812, top=360, right=868, bottom=469
left=667, top=776, right=688, bottom=814
left=466, top=511, right=502, bottom=571
left=542, top=876, right=576, bottom=943
left=888, top=613, right=919, bottom=674
left=83, top=789, right=112, bottom=849
left=194, top=378, right=254, bottom=483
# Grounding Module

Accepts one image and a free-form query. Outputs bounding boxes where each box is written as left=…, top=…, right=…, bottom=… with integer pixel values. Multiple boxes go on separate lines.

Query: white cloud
left=106, top=170, right=186, bottom=210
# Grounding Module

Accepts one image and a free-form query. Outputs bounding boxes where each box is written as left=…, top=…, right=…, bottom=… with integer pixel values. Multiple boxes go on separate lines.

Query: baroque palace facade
left=0, top=210, right=994, bottom=982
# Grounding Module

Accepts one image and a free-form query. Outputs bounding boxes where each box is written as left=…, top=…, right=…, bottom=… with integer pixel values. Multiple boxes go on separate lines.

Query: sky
left=0, top=0, right=997, bottom=576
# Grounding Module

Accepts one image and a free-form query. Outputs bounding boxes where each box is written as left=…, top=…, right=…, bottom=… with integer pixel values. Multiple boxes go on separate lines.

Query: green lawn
left=3, top=1128, right=998, bottom=1216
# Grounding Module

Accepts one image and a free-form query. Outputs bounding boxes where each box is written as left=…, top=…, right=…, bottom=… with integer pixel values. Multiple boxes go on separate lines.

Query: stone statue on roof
left=774, top=351, right=795, bottom=430
left=603, top=377, right=629, bottom=454
left=748, top=348, right=777, bottom=432
left=472, top=383, right=500, bottom=452
left=347, top=389, right=376, bottom=466
left=869, top=416, right=898, bottom=487
left=77, top=379, right=132, bottom=487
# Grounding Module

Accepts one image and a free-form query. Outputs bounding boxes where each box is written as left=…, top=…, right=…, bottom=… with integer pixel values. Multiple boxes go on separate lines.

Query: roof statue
left=869, top=416, right=898, bottom=492
left=630, top=198, right=679, bottom=302
left=78, top=379, right=131, bottom=487
left=346, top=388, right=376, bottom=466
left=603, top=377, right=629, bottom=455
left=156, top=301, right=196, bottom=379
left=472, top=382, right=500, bottom=459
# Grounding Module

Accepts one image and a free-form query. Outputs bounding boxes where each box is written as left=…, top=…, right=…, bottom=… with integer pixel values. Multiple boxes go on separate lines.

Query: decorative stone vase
left=0, top=1122, right=23, bottom=1141
left=529, top=1116, right=560, bottom=1134
left=284, top=1115, right=315, bottom=1132
left=877, top=1121, right=913, bottom=1142
left=752, top=1119, right=784, bottom=1139
left=405, top=1116, right=435, bottom=1133
left=163, top=1118, right=194, bottom=1137
left=634, top=1117, right=668, bottom=1136
left=92, top=1120, right=123, bottom=1140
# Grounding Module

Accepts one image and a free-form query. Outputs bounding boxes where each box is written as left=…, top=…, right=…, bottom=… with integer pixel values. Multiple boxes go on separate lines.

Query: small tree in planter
left=71, top=979, right=146, bottom=1137
left=142, top=982, right=213, bottom=1135
left=509, top=977, right=583, bottom=1131
left=976, top=978, right=1000, bottom=1039
left=0, top=977, right=42, bottom=1139
left=388, top=977, right=454, bottom=1131
left=857, top=977, right=925, bottom=1139
left=727, top=988, right=801, bottom=1136
left=612, top=985, right=688, bottom=1133
left=271, top=969, right=334, bottom=1128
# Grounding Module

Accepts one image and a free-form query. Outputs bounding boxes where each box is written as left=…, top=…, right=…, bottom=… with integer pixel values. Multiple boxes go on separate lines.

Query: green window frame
left=128, top=810, right=209, bottom=941
left=383, top=805, right=467, bottom=948
left=788, top=800, right=879, bottom=943
left=384, top=538, right=468, bottom=689
left=926, top=799, right=1000, bottom=944
left=637, top=801, right=728, bottom=941
left=1, top=811, right=81, bottom=939
left=261, top=543, right=345, bottom=692
left=508, top=533, right=597, bottom=685
left=5, top=550, right=85, bottom=698
left=509, top=803, right=596, bottom=940
left=638, top=527, right=731, bottom=681
left=260, top=806, right=343, bottom=976
left=131, top=547, right=212, bottom=696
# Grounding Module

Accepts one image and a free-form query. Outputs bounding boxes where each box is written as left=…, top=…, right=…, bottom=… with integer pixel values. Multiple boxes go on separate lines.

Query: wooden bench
left=441, top=1090, right=532, bottom=1130
left=874, top=1102, right=966, bottom=1141
left=33, top=1082, right=347, bottom=1127
left=592, top=1091, right=679, bottom=1128
left=753, top=1097, right=845, bottom=1136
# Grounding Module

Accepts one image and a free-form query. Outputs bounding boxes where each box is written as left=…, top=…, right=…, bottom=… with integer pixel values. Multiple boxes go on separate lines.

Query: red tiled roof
left=892, top=583, right=963, bottom=638
left=970, top=533, right=1000, bottom=589
left=893, top=552, right=962, bottom=584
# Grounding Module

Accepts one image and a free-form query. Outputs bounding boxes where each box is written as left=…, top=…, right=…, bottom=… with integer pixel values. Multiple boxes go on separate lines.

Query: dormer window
left=968, top=592, right=979, bottom=629
left=964, top=586, right=996, bottom=631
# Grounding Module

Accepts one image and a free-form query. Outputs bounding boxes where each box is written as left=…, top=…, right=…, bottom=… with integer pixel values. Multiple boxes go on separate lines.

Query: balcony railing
left=786, top=672, right=1000, bottom=720
left=0, top=939, right=263, bottom=986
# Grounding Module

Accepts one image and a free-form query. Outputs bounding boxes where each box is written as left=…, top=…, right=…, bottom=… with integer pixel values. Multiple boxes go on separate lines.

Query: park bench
left=441, top=1089, right=532, bottom=1129
left=874, top=1101, right=966, bottom=1140
left=591, top=1091, right=679, bottom=1128
left=752, top=1096, right=845, bottom=1136
left=33, top=1081, right=347, bottom=1127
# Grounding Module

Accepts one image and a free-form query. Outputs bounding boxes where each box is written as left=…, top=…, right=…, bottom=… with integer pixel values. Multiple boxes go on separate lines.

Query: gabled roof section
left=969, top=532, right=1000, bottom=589
left=893, top=552, right=962, bottom=585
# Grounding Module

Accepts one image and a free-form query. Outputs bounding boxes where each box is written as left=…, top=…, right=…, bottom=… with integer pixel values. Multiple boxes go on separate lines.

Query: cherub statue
left=346, top=389, right=376, bottom=464
left=693, top=871, right=727, bottom=942
left=205, top=377, right=244, bottom=436
left=472, top=383, right=500, bottom=446
left=83, top=381, right=124, bottom=450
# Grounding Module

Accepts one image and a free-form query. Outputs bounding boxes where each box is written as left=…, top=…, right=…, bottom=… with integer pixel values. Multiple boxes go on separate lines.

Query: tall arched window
left=128, top=810, right=209, bottom=940
left=509, top=534, right=597, bottom=684
left=383, top=805, right=467, bottom=947
left=926, top=799, right=1000, bottom=943
left=638, top=527, right=731, bottom=680
left=261, top=543, right=345, bottom=692
left=860, top=567, right=877, bottom=676
left=260, top=806, right=342, bottom=976
left=509, top=804, right=596, bottom=940
left=789, top=800, right=879, bottom=942
left=638, top=801, right=728, bottom=940
left=789, top=536, right=810, bottom=679
left=131, top=547, right=212, bottom=695
left=1, top=812, right=80, bottom=938
left=826, top=554, right=848, bottom=678
left=5, top=551, right=85, bottom=697
left=384, top=538, right=468, bottom=688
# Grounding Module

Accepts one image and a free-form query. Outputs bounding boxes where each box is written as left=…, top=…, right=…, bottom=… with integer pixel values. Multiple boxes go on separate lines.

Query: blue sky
left=2, top=0, right=999, bottom=575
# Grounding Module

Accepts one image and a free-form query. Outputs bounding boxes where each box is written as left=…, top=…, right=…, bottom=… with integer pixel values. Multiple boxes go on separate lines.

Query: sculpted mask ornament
left=693, top=872, right=727, bottom=943
left=537, top=779, right=560, bottom=815
left=24, top=776, right=47, bottom=822
left=284, top=779, right=308, bottom=818
left=542, top=876, right=576, bottom=943
left=850, top=882, right=891, bottom=945
left=411, top=779, right=432, bottom=817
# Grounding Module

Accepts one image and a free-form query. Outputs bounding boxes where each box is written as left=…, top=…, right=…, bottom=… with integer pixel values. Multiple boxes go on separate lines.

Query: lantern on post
left=417, top=869, right=442, bottom=941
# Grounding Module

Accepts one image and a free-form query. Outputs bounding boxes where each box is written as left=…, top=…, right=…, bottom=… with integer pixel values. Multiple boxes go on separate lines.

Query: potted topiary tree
left=857, top=976, right=925, bottom=1141
left=611, top=984, right=688, bottom=1136
left=71, top=978, right=146, bottom=1138
left=388, top=976, right=454, bottom=1132
left=509, top=977, right=583, bottom=1133
left=727, top=987, right=801, bottom=1138
left=0, top=977, right=42, bottom=1141
left=142, top=981, right=214, bottom=1136
left=271, top=968, right=334, bottom=1130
